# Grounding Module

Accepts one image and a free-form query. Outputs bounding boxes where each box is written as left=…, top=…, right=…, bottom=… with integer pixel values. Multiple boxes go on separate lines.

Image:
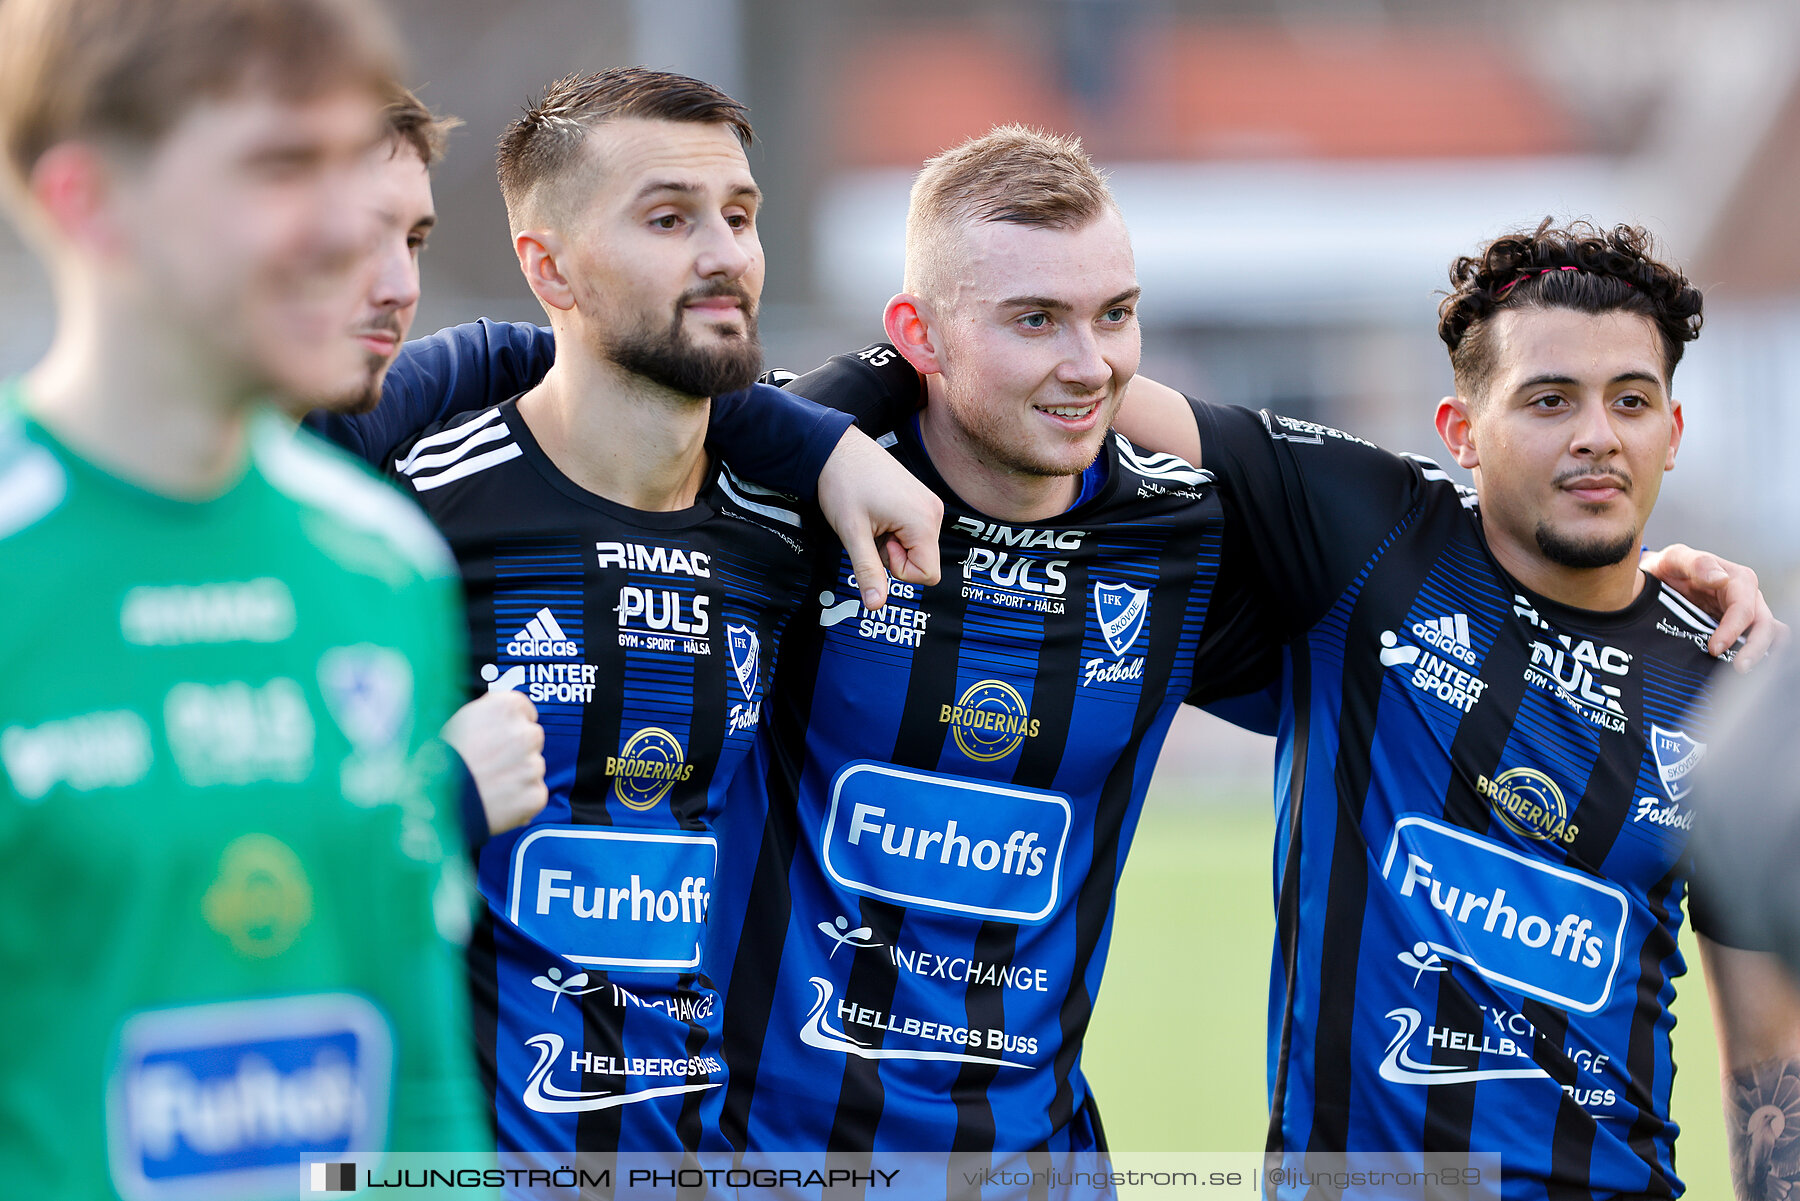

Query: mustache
left=1552, top=465, right=1632, bottom=491
left=350, top=311, right=403, bottom=339
left=679, top=280, right=755, bottom=313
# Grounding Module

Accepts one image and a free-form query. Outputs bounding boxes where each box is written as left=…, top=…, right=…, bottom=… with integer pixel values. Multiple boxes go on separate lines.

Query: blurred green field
left=1084, top=797, right=1729, bottom=1191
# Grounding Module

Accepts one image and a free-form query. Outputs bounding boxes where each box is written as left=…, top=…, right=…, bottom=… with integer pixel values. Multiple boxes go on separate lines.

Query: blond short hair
left=0, top=0, right=400, bottom=198
left=904, top=124, right=1115, bottom=300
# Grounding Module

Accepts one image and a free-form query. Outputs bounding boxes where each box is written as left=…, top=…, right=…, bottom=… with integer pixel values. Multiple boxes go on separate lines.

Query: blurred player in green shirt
left=0, top=0, right=492, bottom=1197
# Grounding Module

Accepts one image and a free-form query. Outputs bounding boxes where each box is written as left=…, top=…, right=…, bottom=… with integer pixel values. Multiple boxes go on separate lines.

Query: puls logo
left=960, top=548, right=1068, bottom=595
left=1525, top=634, right=1630, bottom=733
left=1085, top=581, right=1150, bottom=687
left=939, top=679, right=1040, bottom=761
left=606, top=727, right=693, bottom=809
left=953, top=517, right=1073, bottom=616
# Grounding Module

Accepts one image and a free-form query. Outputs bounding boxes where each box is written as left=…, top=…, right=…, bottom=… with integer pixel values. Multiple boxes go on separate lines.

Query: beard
left=1533, top=465, right=1638, bottom=568
left=602, top=282, right=763, bottom=400
left=1534, top=522, right=1639, bottom=569
left=318, top=312, right=405, bottom=415
left=322, top=354, right=387, bottom=415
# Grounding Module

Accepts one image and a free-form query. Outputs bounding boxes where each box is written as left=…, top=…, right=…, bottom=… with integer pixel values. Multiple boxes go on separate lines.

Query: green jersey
left=0, top=384, right=490, bottom=1199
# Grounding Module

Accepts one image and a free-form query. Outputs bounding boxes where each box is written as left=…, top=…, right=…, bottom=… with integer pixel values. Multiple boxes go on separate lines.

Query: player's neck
left=21, top=296, right=251, bottom=497
left=916, top=398, right=1079, bottom=524
left=516, top=352, right=710, bottom=512
left=1480, top=517, right=1645, bottom=613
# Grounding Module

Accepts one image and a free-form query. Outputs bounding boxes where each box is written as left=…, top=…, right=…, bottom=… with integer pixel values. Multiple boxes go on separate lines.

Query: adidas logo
left=1409, top=613, right=1477, bottom=665
left=506, top=607, right=579, bottom=658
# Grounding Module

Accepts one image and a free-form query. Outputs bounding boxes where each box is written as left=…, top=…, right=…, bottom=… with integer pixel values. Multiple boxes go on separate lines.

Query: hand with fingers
left=816, top=425, right=944, bottom=611
left=1642, top=543, right=1790, bottom=671
left=442, top=689, right=549, bottom=835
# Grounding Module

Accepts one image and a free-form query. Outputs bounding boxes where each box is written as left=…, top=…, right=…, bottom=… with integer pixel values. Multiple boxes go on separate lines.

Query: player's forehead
left=163, top=83, right=383, bottom=171
left=583, top=117, right=757, bottom=209
left=956, top=211, right=1137, bottom=310
left=370, top=141, right=434, bottom=227
left=1485, top=307, right=1667, bottom=394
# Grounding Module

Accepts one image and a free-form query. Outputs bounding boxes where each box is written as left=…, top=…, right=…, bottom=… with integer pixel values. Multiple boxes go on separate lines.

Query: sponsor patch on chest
left=508, top=826, right=716, bottom=972
left=107, top=994, right=391, bottom=1201
left=1380, top=817, right=1629, bottom=1014
left=821, top=762, right=1070, bottom=923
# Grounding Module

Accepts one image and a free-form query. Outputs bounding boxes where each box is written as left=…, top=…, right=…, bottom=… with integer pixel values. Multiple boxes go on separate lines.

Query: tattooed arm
left=1701, top=937, right=1800, bottom=1199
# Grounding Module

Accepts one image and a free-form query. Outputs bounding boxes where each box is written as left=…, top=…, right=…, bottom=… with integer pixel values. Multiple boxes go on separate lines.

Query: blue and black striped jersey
left=704, top=360, right=1276, bottom=1152
left=391, top=399, right=814, bottom=1154
left=1191, top=400, right=1728, bottom=1200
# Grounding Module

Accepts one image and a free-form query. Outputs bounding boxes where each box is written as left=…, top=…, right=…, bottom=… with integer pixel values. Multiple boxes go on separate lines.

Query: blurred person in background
left=0, top=0, right=492, bottom=1197
left=1689, top=655, right=1800, bottom=1199
left=303, top=84, right=550, bottom=845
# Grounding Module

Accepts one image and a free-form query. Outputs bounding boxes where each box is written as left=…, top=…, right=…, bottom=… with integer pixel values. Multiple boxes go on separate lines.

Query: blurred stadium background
left=3, top=0, right=1783, bottom=1182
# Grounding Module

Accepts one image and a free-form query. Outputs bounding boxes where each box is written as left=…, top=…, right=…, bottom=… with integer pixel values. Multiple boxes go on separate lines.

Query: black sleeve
left=1191, top=400, right=1432, bottom=636
left=450, top=751, right=489, bottom=851
left=707, top=385, right=854, bottom=501
left=304, top=318, right=555, bottom=468
left=773, top=343, right=926, bottom=437
left=1183, top=505, right=1287, bottom=708
left=1686, top=657, right=1800, bottom=960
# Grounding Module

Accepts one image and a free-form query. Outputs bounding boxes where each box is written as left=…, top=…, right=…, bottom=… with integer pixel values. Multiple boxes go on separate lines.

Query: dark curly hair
left=1437, top=218, right=1704, bottom=400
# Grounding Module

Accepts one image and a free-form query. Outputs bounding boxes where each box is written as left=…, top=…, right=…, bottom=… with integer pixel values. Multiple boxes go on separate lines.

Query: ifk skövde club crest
left=1093, top=581, right=1150, bottom=658
left=727, top=623, right=760, bottom=700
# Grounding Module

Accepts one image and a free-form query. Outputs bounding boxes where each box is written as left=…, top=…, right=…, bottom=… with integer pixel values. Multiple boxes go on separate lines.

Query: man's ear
left=28, top=141, right=128, bottom=256
left=1666, top=399, right=1684, bottom=471
left=515, top=229, right=574, bottom=313
left=1435, top=395, right=1480, bottom=469
left=884, top=293, right=945, bottom=376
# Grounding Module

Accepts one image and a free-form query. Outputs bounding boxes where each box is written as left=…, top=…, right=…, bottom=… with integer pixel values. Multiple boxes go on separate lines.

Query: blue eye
left=1020, top=313, right=1049, bottom=329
